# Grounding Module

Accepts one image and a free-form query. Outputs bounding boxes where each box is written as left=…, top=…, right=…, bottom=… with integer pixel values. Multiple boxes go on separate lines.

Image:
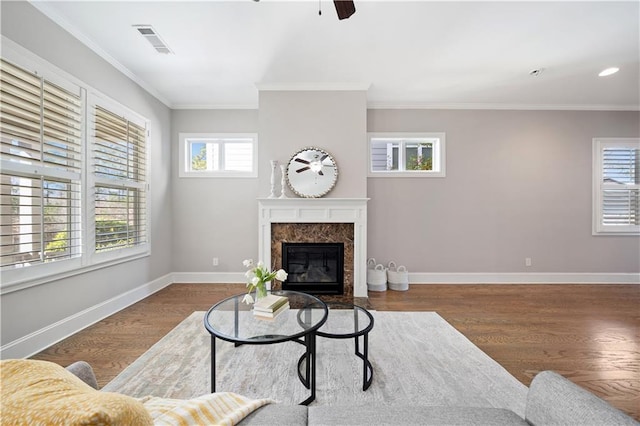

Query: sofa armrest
left=525, top=371, right=638, bottom=425
left=65, top=361, right=99, bottom=390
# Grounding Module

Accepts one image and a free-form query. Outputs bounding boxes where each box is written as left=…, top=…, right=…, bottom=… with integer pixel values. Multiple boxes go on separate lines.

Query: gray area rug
left=103, top=311, right=527, bottom=416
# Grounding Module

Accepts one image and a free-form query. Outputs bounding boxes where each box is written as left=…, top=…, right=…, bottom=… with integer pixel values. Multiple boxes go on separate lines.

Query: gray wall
left=171, top=104, right=639, bottom=276
left=367, top=109, right=640, bottom=273
left=0, top=2, right=173, bottom=346
left=258, top=90, right=368, bottom=199
left=171, top=90, right=368, bottom=273
left=171, top=109, right=259, bottom=272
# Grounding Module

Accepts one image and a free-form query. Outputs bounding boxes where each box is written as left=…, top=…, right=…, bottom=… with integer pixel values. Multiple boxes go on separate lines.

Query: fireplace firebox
left=282, top=242, right=344, bottom=295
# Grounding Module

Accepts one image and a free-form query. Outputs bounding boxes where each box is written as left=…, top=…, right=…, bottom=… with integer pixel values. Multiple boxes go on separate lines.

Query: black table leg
left=211, top=334, right=216, bottom=393
left=310, top=332, right=316, bottom=400
left=354, top=332, right=373, bottom=391
left=362, top=332, right=372, bottom=390
left=298, top=331, right=317, bottom=405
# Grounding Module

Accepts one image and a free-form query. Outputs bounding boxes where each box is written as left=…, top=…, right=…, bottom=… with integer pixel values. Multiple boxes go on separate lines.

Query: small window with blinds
left=593, top=138, right=640, bottom=235
left=0, top=58, right=82, bottom=270
left=92, top=104, right=148, bottom=253
left=178, top=133, right=257, bottom=178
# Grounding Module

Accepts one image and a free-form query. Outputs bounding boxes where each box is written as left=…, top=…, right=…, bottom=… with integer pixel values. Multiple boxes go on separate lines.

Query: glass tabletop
left=316, top=302, right=374, bottom=338
left=204, top=290, right=328, bottom=344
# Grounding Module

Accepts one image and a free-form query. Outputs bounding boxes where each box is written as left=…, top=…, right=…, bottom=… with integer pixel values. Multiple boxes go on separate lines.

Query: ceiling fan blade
left=334, top=0, right=356, bottom=20
left=295, top=158, right=310, bottom=165
left=296, top=166, right=310, bottom=173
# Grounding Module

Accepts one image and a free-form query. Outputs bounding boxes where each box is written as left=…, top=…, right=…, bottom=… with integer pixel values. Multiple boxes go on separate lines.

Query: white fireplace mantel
left=258, top=198, right=369, bottom=297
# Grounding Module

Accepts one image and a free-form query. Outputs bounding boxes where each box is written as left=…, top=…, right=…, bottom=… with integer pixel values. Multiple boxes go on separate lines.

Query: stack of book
left=253, top=294, right=290, bottom=321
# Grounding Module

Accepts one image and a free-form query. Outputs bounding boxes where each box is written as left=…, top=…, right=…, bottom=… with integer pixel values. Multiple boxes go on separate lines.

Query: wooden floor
left=31, top=283, right=640, bottom=420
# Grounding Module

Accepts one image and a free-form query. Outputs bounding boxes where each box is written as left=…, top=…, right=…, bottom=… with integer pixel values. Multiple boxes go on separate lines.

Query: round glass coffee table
left=204, top=290, right=327, bottom=405
left=315, top=302, right=374, bottom=391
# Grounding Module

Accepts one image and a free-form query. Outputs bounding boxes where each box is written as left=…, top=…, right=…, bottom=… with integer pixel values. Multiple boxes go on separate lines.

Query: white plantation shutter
left=178, top=133, right=257, bottom=177
left=223, top=139, right=253, bottom=172
left=43, top=81, right=82, bottom=173
left=602, top=189, right=639, bottom=225
left=1, top=46, right=152, bottom=287
left=0, top=59, right=82, bottom=268
left=92, top=105, right=148, bottom=253
left=594, top=139, right=640, bottom=234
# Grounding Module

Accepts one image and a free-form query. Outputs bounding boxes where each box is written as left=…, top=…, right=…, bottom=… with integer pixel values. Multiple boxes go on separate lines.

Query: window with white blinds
left=0, top=48, right=150, bottom=287
left=178, top=133, right=257, bottom=178
left=0, top=58, right=82, bottom=269
left=92, top=104, right=148, bottom=253
left=593, top=138, right=640, bottom=235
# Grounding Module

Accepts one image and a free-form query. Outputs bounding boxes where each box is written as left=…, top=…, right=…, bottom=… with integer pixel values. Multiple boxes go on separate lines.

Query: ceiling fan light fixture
left=598, top=67, right=619, bottom=77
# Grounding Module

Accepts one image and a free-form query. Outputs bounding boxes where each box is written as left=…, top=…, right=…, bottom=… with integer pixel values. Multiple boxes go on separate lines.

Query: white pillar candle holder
left=269, top=160, right=278, bottom=198
left=279, top=164, right=288, bottom=198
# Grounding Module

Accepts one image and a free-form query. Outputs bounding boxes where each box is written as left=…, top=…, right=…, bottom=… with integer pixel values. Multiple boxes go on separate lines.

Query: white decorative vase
left=269, top=160, right=278, bottom=198
left=279, top=164, right=288, bottom=198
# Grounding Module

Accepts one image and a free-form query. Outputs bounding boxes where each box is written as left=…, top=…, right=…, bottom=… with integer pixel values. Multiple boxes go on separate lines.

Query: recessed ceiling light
left=598, top=67, right=619, bottom=77
left=529, top=68, right=545, bottom=77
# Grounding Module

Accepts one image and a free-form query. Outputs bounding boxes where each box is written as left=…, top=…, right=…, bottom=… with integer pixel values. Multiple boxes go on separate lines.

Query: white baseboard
left=408, top=272, right=640, bottom=284
left=171, top=272, right=245, bottom=283
left=0, top=273, right=173, bottom=360
left=175, top=271, right=640, bottom=285
left=3, top=270, right=638, bottom=359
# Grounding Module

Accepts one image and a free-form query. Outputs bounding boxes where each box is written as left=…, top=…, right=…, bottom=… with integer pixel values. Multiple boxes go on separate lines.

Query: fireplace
left=258, top=198, right=369, bottom=299
left=282, top=242, right=344, bottom=295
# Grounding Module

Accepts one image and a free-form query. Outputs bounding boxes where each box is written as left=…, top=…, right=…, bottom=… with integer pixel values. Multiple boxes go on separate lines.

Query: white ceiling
left=33, top=1, right=640, bottom=110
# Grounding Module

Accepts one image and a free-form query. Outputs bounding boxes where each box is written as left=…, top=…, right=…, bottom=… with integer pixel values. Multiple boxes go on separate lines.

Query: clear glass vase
left=254, top=282, right=268, bottom=301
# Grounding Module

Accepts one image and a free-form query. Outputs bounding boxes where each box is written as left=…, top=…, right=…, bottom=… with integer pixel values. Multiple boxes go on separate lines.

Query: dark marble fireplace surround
left=270, top=222, right=355, bottom=303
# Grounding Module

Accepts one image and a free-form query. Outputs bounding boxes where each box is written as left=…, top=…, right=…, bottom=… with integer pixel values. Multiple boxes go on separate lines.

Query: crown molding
left=256, top=82, right=372, bottom=92
left=166, top=101, right=640, bottom=111
left=29, top=1, right=173, bottom=109
left=171, top=103, right=259, bottom=110
left=367, top=102, right=640, bottom=111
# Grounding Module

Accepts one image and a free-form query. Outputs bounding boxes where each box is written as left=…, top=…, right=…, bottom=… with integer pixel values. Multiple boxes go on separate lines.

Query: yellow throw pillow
left=0, top=359, right=153, bottom=426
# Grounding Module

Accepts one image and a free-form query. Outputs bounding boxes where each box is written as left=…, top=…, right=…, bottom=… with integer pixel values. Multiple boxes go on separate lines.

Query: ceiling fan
left=333, top=0, right=356, bottom=20
left=253, top=0, right=355, bottom=20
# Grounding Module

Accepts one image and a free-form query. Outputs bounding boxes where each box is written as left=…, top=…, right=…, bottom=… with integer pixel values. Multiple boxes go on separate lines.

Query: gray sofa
left=67, top=363, right=638, bottom=425
left=241, top=370, right=639, bottom=425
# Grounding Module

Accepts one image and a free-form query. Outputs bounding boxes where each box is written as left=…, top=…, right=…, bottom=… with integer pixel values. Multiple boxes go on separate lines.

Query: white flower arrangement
left=242, top=259, right=288, bottom=304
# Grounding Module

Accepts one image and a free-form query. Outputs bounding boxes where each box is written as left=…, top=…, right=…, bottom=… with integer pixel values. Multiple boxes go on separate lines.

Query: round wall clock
left=286, top=147, right=338, bottom=198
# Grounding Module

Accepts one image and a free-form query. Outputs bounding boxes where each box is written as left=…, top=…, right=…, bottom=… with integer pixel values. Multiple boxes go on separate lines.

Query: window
left=593, top=138, right=640, bottom=235
left=368, top=133, right=446, bottom=177
left=0, top=46, right=150, bottom=288
left=0, top=58, right=83, bottom=271
left=179, top=133, right=257, bottom=178
left=90, top=101, right=148, bottom=256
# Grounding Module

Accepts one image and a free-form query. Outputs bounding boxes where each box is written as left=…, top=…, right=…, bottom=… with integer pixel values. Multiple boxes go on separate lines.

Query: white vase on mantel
left=269, top=160, right=278, bottom=198
left=279, top=164, right=288, bottom=198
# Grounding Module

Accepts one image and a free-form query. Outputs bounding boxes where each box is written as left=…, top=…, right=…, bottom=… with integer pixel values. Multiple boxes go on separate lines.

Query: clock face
left=286, top=147, right=338, bottom=198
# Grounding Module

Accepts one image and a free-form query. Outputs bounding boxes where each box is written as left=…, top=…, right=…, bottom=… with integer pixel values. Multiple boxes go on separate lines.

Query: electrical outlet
left=212, top=257, right=219, bottom=266
left=525, top=257, right=532, bottom=267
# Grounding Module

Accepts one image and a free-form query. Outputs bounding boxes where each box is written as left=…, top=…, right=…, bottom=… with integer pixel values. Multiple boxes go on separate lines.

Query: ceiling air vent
left=133, top=25, right=172, bottom=54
